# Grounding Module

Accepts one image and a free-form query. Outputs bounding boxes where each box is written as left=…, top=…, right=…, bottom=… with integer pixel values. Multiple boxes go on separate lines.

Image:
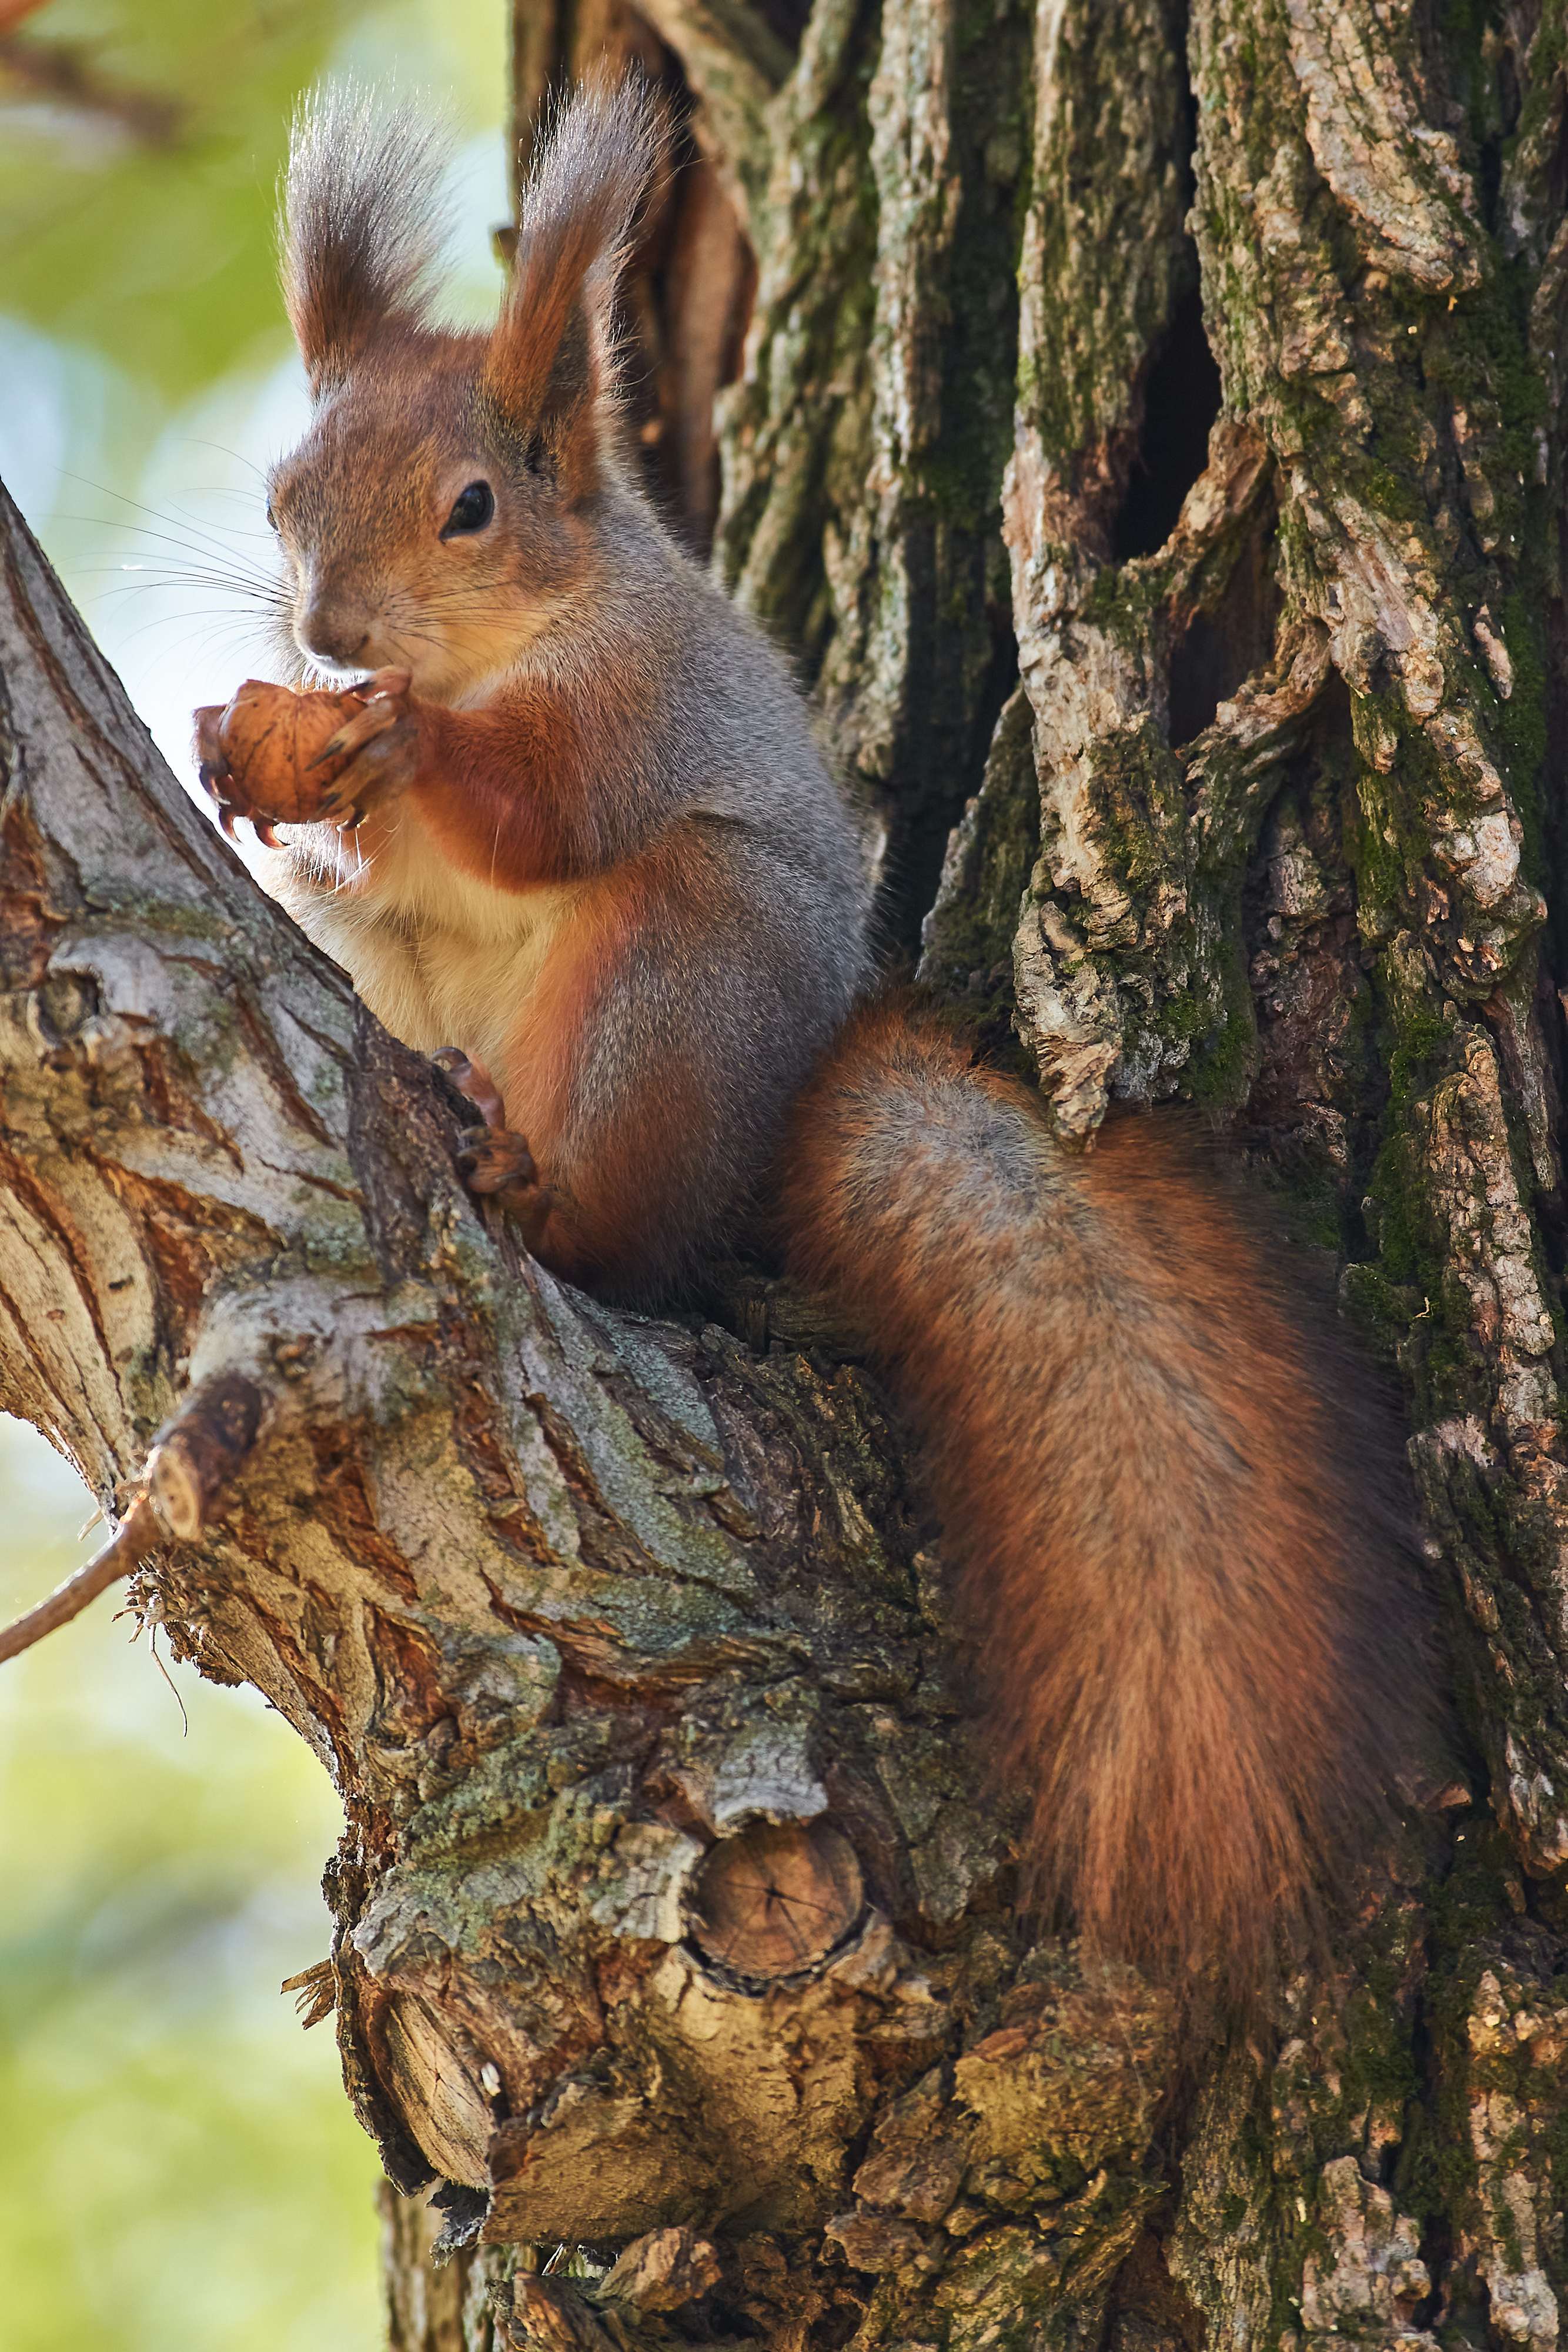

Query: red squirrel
left=195, top=82, right=1426, bottom=1998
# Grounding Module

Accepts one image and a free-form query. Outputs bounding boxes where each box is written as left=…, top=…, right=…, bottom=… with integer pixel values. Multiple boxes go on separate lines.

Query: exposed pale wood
left=687, top=1819, right=864, bottom=1976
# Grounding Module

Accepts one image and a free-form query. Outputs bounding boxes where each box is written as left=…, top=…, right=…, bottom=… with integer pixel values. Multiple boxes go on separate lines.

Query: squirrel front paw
left=306, top=669, right=421, bottom=825
left=192, top=670, right=417, bottom=843
left=435, top=1044, right=537, bottom=1206
left=194, top=697, right=280, bottom=844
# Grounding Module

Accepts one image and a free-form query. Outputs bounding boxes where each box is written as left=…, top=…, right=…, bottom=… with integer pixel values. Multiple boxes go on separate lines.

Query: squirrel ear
left=482, top=77, right=664, bottom=493
left=282, top=91, right=449, bottom=392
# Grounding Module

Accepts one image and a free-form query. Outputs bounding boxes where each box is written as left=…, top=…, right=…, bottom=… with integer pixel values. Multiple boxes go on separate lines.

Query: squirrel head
left=266, top=80, right=661, bottom=700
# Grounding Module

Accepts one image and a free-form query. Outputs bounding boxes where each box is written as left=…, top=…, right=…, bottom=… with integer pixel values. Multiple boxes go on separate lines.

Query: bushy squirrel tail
left=778, top=1001, right=1427, bottom=1997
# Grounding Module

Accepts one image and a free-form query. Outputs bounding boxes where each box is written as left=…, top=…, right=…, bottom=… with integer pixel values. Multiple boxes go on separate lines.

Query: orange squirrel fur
left=194, top=81, right=1427, bottom=1996
left=782, top=1004, right=1422, bottom=1989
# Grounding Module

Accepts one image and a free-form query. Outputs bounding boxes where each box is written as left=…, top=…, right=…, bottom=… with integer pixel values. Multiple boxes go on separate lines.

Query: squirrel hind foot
left=456, top=1125, right=537, bottom=1204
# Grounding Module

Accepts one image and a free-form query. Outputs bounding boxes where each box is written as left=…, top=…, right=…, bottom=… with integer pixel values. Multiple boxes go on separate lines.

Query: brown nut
left=214, top=680, right=370, bottom=824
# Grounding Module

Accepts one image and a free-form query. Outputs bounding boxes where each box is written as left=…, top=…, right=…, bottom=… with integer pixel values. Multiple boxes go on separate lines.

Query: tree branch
left=0, top=1491, right=156, bottom=1663
left=0, top=478, right=1184, bottom=2324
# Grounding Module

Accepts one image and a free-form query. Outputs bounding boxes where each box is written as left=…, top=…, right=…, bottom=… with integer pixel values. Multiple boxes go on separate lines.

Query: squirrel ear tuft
left=483, top=76, right=666, bottom=492
left=282, top=89, right=450, bottom=390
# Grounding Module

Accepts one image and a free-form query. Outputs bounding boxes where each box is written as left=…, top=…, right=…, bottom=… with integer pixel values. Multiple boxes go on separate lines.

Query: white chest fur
left=269, top=801, right=576, bottom=1080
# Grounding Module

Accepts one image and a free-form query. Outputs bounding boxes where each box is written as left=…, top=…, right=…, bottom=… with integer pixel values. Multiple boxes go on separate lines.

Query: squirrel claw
left=440, top=1055, right=537, bottom=1204
left=311, top=688, right=420, bottom=817
left=433, top=1047, right=507, bottom=1131
left=312, top=708, right=389, bottom=768
left=312, top=670, right=414, bottom=767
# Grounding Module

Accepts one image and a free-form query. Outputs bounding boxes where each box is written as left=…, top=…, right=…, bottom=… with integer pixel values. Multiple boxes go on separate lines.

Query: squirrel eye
left=442, top=481, right=495, bottom=539
left=265, top=497, right=278, bottom=532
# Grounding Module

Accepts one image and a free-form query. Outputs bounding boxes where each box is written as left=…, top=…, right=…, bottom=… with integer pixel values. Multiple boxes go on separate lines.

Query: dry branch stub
left=0, top=1371, right=264, bottom=1663
left=686, top=1818, right=865, bottom=1976
left=0, top=1491, right=158, bottom=1665
left=145, top=1371, right=265, bottom=1541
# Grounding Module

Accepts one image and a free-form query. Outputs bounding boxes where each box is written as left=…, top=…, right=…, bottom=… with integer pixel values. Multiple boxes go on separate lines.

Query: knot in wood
left=687, top=1819, right=864, bottom=1979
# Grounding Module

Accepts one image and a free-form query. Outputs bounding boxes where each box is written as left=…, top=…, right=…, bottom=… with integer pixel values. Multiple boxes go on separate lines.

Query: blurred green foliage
left=3, top=0, right=362, bottom=397
left=0, top=2, right=513, bottom=2341
left=0, top=1418, right=380, bottom=2350
left=1, top=0, right=509, bottom=400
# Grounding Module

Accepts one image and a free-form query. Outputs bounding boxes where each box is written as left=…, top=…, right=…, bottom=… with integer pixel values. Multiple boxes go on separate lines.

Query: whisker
left=85, top=605, right=280, bottom=635
left=85, top=593, right=289, bottom=629
left=53, top=516, right=285, bottom=593
left=112, top=607, right=273, bottom=655
left=78, top=566, right=289, bottom=599
left=55, top=473, right=276, bottom=577
left=180, top=437, right=271, bottom=486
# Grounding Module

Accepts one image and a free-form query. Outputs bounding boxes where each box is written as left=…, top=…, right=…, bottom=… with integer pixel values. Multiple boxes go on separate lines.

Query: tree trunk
left=2, top=0, right=1567, bottom=2346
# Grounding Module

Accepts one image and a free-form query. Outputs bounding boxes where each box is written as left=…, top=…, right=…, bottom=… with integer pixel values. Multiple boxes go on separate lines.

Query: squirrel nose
left=298, top=586, right=373, bottom=667
left=300, top=612, right=371, bottom=667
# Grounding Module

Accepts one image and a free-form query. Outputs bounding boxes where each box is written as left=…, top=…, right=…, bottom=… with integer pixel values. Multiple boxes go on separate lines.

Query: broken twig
left=0, top=1371, right=264, bottom=1664
left=0, top=1491, right=159, bottom=1665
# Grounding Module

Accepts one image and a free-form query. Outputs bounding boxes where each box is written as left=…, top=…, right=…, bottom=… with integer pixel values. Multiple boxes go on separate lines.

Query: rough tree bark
left=2, top=0, right=1566, bottom=2346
